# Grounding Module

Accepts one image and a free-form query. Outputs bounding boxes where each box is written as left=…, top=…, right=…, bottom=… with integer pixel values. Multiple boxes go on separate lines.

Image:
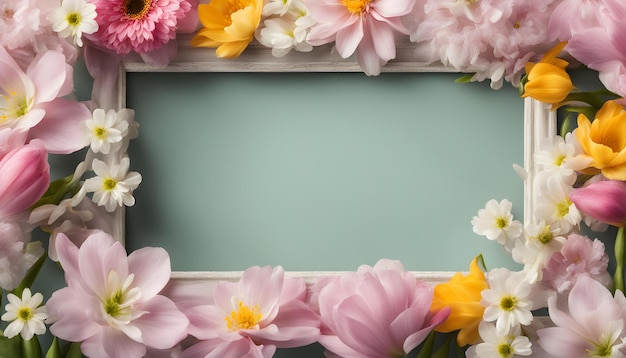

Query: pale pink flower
left=564, top=1, right=626, bottom=102
left=179, top=265, right=319, bottom=358
left=0, top=46, right=90, bottom=154
left=0, top=0, right=56, bottom=51
left=0, top=128, right=27, bottom=161
left=542, top=233, right=611, bottom=294
left=312, top=259, right=449, bottom=358
left=86, top=0, right=198, bottom=67
left=47, top=232, right=189, bottom=358
left=547, top=0, right=615, bottom=41
left=306, top=0, right=416, bottom=76
left=0, top=220, right=43, bottom=291
left=0, top=139, right=49, bottom=220
left=538, top=275, right=626, bottom=357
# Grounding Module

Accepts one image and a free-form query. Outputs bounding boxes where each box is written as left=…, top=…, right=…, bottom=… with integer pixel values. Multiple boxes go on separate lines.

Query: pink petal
left=54, top=234, right=82, bottom=281
left=537, top=326, right=591, bottom=356
left=84, top=46, right=121, bottom=110
left=133, top=295, right=189, bottom=349
left=27, top=51, right=71, bottom=103
left=128, top=247, right=172, bottom=300
left=47, top=288, right=100, bottom=342
left=77, top=232, right=126, bottom=297
left=81, top=326, right=146, bottom=358
left=29, top=98, right=90, bottom=154
left=335, top=21, right=364, bottom=58
left=183, top=305, right=223, bottom=340
left=373, top=0, right=416, bottom=17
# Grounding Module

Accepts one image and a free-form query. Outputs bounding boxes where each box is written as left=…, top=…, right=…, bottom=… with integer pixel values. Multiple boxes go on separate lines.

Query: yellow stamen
left=225, top=301, right=262, bottom=331
left=342, top=0, right=370, bottom=15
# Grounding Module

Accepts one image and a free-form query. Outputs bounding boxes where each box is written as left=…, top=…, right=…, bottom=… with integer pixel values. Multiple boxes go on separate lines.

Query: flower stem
left=613, top=227, right=625, bottom=293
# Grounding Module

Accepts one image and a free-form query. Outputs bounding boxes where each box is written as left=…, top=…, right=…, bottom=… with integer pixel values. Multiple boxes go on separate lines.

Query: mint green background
left=124, top=71, right=524, bottom=272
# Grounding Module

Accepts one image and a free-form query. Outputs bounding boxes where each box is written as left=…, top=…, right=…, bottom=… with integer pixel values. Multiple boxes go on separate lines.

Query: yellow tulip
left=575, top=100, right=626, bottom=180
left=191, top=0, right=263, bottom=58
left=521, top=42, right=574, bottom=106
left=430, top=257, right=488, bottom=347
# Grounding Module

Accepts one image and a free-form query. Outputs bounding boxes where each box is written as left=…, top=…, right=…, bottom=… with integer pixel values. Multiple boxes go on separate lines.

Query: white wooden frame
left=107, top=35, right=555, bottom=287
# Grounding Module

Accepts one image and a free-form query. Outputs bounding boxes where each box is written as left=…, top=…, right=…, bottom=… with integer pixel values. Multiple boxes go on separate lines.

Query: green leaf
left=415, top=331, right=436, bottom=358
left=63, top=342, right=83, bottom=358
left=432, top=334, right=453, bottom=358
left=12, top=251, right=47, bottom=298
left=0, top=334, right=22, bottom=357
left=22, top=335, right=42, bottom=358
left=455, top=74, right=475, bottom=83
left=45, top=337, right=62, bottom=358
left=559, top=113, right=572, bottom=137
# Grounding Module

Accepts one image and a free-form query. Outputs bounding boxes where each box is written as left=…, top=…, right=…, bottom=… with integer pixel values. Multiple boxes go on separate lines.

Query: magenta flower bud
left=0, top=140, right=50, bottom=219
left=570, top=180, right=626, bottom=227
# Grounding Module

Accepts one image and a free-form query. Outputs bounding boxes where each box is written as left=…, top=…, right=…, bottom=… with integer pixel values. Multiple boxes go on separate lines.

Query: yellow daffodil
left=430, top=257, right=489, bottom=347
left=191, top=0, right=263, bottom=58
left=521, top=42, right=574, bottom=106
left=574, top=100, right=626, bottom=180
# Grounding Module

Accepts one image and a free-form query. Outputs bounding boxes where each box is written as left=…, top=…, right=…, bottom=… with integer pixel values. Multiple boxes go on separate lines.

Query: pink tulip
left=570, top=180, right=626, bottom=227
left=0, top=140, right=49, bottom=219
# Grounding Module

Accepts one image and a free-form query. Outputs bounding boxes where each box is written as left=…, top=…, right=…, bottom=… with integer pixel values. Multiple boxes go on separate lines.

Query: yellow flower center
left=497, top=342, right=514, bottom=357
left=496, top=217, right=509, bottom=229
left=513, top=20, right=521, bottom=29
left=554, top=154, right=566, bottom=166
left=17, top=307, right=33, bottom=322
left=124, top=0, right=152, bottom=19
left=537, top=227, right=554, bottom=245
left=499, top=295, right=518, bottom=311
left=103, top=178, right=118, bottom=191
left=556, top=198, right=572, bottom=218
left=225, top=301, right=262, bottom=331
left=66, top=12, right=81, bottom=26
left=342, top=0, right=371, bottom=15
left=94, top=127, right=108, bottom=140
left=0, top=90, right=30, bottom=124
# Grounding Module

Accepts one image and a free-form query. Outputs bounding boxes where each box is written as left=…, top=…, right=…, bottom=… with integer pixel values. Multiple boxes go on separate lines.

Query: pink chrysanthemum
left=88, top=0, right=195, bottom=56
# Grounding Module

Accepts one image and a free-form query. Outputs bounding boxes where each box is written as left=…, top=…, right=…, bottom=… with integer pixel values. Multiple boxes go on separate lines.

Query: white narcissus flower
left=1, top=288, right=48, bottom=340
left=472, top=199, right=523, bottom=252
left=534, top=172, right=581, bottom=234
left=81, top=108, right=131, bottom=154
left=81, top=157, right=142, bottom=212
left=511, top=221, right=566, bottom=284
left=51, top=0, right=98, bottom=47
left=466, top=322, right=532, bottom=358
left=535, top=133, right=592, bottom=178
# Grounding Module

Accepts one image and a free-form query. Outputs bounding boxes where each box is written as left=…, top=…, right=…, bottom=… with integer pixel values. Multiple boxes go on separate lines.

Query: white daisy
left=481, top=268, right=535, bottom=333
left=51, top=0, right=98, bottom=47
left=472, top=199, right=523, bottom=252
left=534, top=172, right=581, bottom=234
left=534, top=133, right=592, bottom=177
left=82, top=157, right=142, bottom=212
left=466, top=322, right=532, bottom=358
left=1, top=288, right=48, bottom=340
left=81, top=109, right=130, bottom=154
left=511, top=221, right=566, bottom=283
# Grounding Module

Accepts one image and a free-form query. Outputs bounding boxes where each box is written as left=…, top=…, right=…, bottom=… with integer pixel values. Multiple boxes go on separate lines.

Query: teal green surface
left=124, top=71, right=524, bottom=272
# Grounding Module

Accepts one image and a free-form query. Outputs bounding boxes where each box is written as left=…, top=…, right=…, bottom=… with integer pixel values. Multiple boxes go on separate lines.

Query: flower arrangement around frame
left=2, top=0, right=626, bottom=357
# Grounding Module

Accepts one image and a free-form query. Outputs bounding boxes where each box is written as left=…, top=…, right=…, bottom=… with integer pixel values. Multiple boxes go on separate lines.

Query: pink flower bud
left=0, top=140, right=50, bottom=219
left=570, top=180, right=626, bottom=227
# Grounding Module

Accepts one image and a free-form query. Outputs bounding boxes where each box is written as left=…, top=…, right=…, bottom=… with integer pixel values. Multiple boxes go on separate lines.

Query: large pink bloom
left=306, top=0, right=416, bottom=76
left=0, top=139, right=49, bottom=220
left=47, top=232, right=189, bottom=358
left=0, top=46, right=89, bottom=154
left=312, top=259, right=450, bottom=358
left=178, top=266, right=320, bottom=358
left=87, top=0, right=198, bottom=67
left=538, top=275, right=626, bottom=356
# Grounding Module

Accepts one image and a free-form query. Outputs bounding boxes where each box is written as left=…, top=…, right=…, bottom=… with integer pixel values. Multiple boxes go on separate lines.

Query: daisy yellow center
left=66, top=12, right=81, bottom=26
left=499, top=295, right=518, bottom=311
left=342, top=0, right=371, bottom=15
left=554, top=154, right=566, bottom=166
left=556, top=198, right=572, bottom=218
left=17, top=307, right=33, bottom=322
left=497, top=342, right=514, bottom=358
left=94, top=127, right=108, bottom=140
left=496, top=217, right=509, bottom=229
left=124, top=0, right=152, bottom=19
left=225, top=301, right=262, bottom=331
left=537, top=228, right=554, bottom=245
left=103, top=178, right=118, bottom=191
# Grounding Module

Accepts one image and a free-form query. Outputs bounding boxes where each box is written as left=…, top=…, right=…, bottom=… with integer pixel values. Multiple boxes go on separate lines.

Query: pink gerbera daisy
left=87, top=0, right=197, bottom=65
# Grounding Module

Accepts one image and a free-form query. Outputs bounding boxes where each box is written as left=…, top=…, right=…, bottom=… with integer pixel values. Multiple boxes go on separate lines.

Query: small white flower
left=262, top=0, right=306, bottom=16
left=467, top=322, right=532, bottom=358
left=535, top=133, right=592, bottom=177
left=82, top=109, right=130, bottom=154
left=481, top=268, right=535, bottom=333
left=511, top=221, right=566, bottom=283
left=82, top=158, right=142, bottom=212
left=51, top=0, right=98, bottom=47
left=472, top=199, right=523, bottom=252
left=534, top=172, right=581, bottom=234
left=1, top=288, right=48, bottom=340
